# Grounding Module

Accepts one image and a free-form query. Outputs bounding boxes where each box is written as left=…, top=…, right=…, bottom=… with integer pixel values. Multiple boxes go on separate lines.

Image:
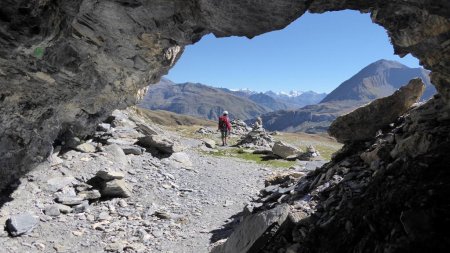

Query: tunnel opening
left=141, top=10, right=435, bottom=134
left=0, top=1, right=448, bottom=252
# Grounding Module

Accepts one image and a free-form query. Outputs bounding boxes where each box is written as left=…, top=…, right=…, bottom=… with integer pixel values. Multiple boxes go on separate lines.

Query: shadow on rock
left=209, top=212, right=245, bottom=243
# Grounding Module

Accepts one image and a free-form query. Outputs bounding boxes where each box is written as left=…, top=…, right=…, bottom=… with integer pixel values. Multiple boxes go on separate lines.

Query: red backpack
left=219, top=116, right=228, bottom=131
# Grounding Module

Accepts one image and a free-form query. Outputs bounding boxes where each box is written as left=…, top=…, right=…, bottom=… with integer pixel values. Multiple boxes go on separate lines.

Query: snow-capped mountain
left=263, top=90, right=327, bottom=109
left=274, top=90, right=305, bottom=97
left=221, top=88, right=327, bottom=110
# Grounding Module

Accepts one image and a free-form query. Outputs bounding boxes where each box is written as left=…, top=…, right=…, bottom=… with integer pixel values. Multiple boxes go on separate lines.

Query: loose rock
left=96, top=170, right=125, bottom=181
left=75, top=143, right=97, bottom=153
left=100, top=179, right=132, bottom=198
left=44, top=205, right=61, bottom=217
left=6, top=213, right=39, bottom=237
left=56, top=196, right=84, bottom=206
left=272, top=141, right=302, bottom=159
left=137, top=134, right=184, bottom=154
left=78, top=190, right=101, bottom=200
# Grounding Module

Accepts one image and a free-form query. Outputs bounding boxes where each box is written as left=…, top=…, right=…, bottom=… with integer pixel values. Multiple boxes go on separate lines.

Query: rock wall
left=213, top=94, right=450, bottom=253
left=0, top=1, right=449, bottom=197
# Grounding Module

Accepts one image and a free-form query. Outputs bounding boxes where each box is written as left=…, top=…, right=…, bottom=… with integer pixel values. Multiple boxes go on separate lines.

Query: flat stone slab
left=75, top=143, right=96, bottom=153
left=6, top=213, right=39, bottom=237
left=96, top=169, right=125, bottom=181
left=46, top=176, right=78, bottom=192
left=56, top=196, right=84, bottom=206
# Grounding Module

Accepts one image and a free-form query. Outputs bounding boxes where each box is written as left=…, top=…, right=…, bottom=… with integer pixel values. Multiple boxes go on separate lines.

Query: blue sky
left=166, top=10, right=420, bottom=93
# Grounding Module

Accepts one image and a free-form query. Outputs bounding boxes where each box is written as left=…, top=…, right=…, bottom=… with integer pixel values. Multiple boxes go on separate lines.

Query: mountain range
left=139, top=79, right=270, bottom=120
left=259, top=59, right=436, bottom=133
left=139, top=79, right=326, bottom=120
left=139, top=59, right=436, bottom=133
left=220, top=88, right=327, bottom=111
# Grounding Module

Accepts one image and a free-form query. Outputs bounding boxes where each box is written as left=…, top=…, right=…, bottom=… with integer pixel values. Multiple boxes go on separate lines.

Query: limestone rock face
left=0, top=0, right=449, bottom=192
left=329, top=78, right=425, bottom=143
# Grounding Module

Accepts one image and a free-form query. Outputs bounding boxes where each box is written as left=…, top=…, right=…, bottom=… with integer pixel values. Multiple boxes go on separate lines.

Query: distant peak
left=279, top=90, right=305, bottom=97
left=230, top=88, right=254, bottom=93
left=369, top=59, right=409, bottom=70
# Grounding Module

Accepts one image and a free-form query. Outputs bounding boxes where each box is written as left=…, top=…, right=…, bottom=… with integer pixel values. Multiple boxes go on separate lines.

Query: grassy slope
left=273, top=132, right=342, bottom=161
left=132, top=107, right=342, bottom=166
left=132, top=107, right=216, bottom=127
left=204, top=148, right=297, bottom=168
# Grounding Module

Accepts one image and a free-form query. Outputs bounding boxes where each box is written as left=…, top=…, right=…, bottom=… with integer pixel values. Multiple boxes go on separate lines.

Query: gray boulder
left=272, top=141, right=302, bottom=159
left=137, top=134, right=184, bottom=154
left=329, top=78, right=425, bottom=143
left=6, top=213, right=39, bottom=237
left=211, top=204, right=290, bottom=253
left=46, top=176, right=78, bottom=192
left=104, top=144, right=129, bottom=167
left=75, top=143, right=96, bottom=153
left=56, top=196, right=84, bottom=206
left=44, top=205, right=61, bottom=217
left=169, top=152, right=193, bottom=168
left=100, top=179, right=131, bottom=198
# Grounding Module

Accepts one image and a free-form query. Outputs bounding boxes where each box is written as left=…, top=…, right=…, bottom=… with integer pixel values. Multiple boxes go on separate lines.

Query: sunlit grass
left=131, top=109, right=342, bottom=162
left=273, top=132, right=342, bottom=161
left=203, top=148, right=296, bottom=168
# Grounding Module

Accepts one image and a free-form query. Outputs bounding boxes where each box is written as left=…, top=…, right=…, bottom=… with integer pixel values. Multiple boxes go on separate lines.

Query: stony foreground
left=0, top=110, right=317, bottom=253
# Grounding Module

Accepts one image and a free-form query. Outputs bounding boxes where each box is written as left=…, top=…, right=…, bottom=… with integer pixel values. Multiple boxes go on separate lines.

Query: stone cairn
left=297, top=145, right=321, bottom=161
left=236, top=117, right=275, bottom=149
left=230, top=119, right=252, bottom=136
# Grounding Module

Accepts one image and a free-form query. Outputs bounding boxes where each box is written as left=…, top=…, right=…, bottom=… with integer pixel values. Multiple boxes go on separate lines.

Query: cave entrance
left=140, top=10, right=432, bottom=134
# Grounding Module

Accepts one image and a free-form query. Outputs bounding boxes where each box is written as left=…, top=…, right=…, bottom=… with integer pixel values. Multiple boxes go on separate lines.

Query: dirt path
left=156, top=138, right=274, bottom=252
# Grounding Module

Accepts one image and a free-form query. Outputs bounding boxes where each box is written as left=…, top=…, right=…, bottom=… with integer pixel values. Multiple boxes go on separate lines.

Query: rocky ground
left=0, top=110, right=323, bottom=253
left=210, top=83, right=450, bottom=253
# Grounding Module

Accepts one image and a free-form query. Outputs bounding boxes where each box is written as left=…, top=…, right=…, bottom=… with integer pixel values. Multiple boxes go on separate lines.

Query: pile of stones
left=297, top=145, right=321, bottom=161
left=230, top=119, right=252, bottom=136
left=236, top=120, right=275, bottom=149
left=5, top=169, right=131, bottom=237
left=3, top=109, right=190, bottom=239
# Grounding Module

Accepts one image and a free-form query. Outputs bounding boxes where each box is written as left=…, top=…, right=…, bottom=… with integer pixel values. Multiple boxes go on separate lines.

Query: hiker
left=218, top=111, right=232, bottom=146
